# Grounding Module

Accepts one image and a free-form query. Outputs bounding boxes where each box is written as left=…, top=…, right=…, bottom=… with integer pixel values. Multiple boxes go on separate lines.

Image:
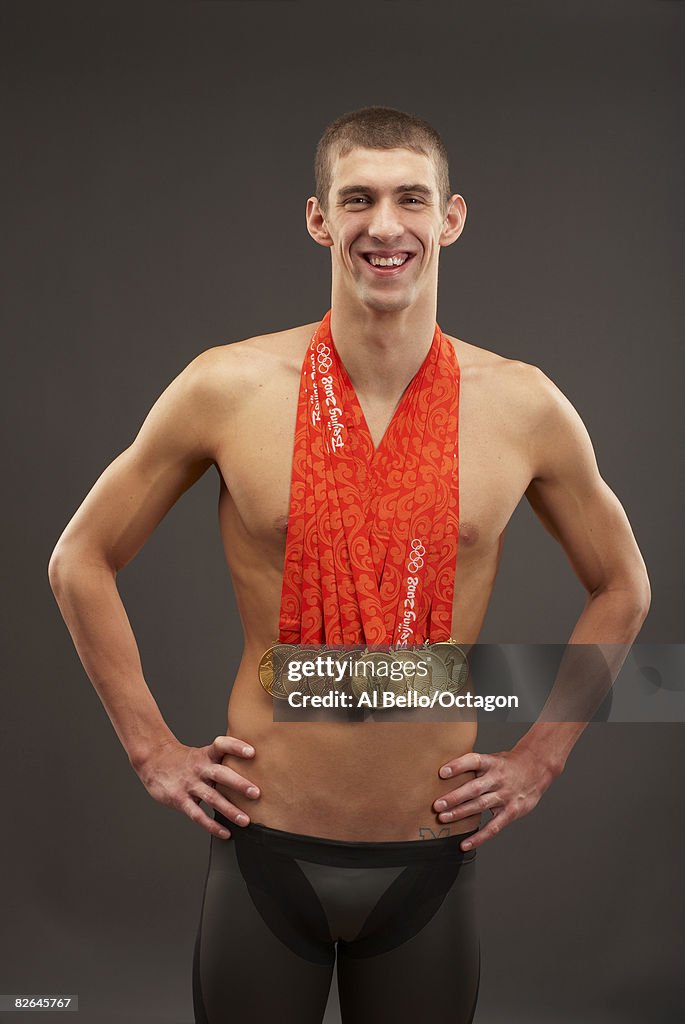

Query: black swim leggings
left=193, top=811, right=480, bottom=1024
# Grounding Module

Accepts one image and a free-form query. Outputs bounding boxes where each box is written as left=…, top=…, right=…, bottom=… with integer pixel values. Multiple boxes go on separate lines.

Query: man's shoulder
left=448, top=333, right=557, bottom=413
left=184, top=321, right=320, bottom=395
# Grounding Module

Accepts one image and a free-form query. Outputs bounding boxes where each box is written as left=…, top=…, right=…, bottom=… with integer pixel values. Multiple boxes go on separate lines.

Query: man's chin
left=359, top=289, right=414, bottom=315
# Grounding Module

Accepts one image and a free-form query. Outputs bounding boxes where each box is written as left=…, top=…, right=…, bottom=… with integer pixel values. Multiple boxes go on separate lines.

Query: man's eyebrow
left=336, top=184, right=434, bottom=199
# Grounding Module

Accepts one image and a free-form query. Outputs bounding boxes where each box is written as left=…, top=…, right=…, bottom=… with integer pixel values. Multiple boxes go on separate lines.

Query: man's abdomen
left=217, top=670, right=480, bottom=842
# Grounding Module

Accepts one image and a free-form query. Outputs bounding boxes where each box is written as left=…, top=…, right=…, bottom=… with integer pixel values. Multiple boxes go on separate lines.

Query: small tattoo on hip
left=419, top=825, right=451, bottom=840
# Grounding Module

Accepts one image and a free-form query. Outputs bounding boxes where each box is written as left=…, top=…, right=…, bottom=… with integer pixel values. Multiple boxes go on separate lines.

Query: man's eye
left=403, top=197, right=423, bottom=205
left=346, top=197, right=370, bottom=205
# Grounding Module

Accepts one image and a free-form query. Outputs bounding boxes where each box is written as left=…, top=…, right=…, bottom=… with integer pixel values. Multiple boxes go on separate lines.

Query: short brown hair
left=315, top=106, right=452, bottom=215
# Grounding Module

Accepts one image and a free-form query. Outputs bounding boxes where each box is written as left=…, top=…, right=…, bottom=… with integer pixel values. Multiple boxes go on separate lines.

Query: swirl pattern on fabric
left=279, top=310, right=460, bottom=646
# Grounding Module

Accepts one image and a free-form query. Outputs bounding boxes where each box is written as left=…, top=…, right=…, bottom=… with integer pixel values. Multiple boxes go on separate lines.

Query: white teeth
left=368, top=254, right=409, bottom=267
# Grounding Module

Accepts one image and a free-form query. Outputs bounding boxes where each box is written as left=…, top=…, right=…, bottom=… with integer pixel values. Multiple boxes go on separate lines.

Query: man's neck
left=328, top=296, right=438, bottom=401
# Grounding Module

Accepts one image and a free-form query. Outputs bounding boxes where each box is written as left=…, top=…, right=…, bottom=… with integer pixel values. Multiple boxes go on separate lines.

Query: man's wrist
left=513, top=722, right=585, bottom=779
left=127, top=732, right=178, bottom=772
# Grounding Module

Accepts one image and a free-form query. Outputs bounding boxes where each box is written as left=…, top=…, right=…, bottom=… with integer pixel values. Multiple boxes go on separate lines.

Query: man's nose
left=367, top=200, right=403, bottom=241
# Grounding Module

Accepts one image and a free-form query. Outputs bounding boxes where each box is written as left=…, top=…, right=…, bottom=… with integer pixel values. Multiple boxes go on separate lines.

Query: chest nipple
left=273, top=514, right=289, bottom=535
left=458, top=521, right=479, bottom=547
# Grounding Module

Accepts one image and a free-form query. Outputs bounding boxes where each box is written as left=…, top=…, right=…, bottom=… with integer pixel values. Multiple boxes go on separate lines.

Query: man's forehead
left=331, top=146, right=437, bottom=188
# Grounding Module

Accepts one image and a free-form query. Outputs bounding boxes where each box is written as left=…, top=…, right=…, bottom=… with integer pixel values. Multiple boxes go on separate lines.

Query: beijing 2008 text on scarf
left=258, top=310, right=468, bottom=699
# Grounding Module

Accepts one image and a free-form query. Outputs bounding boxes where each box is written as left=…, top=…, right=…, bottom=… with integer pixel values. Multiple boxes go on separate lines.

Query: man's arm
left=434, top=366, right=651, bottom=848
left=48, top=347, right=260, bottom=838
left=515, top=365, right=651, bottom=763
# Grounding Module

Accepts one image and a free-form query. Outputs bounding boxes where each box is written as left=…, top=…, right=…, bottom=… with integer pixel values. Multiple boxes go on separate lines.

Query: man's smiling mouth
left=361, top=252, right=416, bottom=272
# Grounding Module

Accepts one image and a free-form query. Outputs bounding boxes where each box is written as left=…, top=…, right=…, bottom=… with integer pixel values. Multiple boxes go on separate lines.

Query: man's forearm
left=48, top=547, right=177, bottom=767
left=515, top=587, right=649, bottom=773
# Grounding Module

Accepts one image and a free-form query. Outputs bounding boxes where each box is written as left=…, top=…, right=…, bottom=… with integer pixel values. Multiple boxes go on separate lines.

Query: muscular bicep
left=55, top=350, right=227, bottom=572
left=525, top=372, right=648, bottom=599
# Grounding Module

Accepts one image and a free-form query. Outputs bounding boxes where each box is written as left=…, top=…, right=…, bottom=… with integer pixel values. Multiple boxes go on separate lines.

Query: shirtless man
left=48, top=107, right=650, bottom=1023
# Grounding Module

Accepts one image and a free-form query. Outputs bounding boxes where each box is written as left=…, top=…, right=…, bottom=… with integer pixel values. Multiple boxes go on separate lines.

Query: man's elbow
left=590, top=572, right=651, bottom=628
left=48, top=539, right=108, bottom=597
left=47, top=542, right=72, bottom=597
left=636, top=573, right=652, bottom=623
left=620, top=572, right=651, bottom=627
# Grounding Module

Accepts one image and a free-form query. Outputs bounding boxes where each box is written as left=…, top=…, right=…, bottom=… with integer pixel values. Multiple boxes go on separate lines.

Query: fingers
left=439, top=751, right=494, bottom=779
left=199, top=736, right=260, bottom=830
left=436, top=790, right=502, bottom=823
left=433, top=774, right=493, bottom=813
left=140, top=738, right=261, bottom=841
left=181, top=798, right=233, bottom=840
left=460, top=810, right=510, bottom=851
left=207, top=734, right=256, bottom=760
left=187, top=780, right=253, bottom=828
left=202, top=762, right=261, bottom=801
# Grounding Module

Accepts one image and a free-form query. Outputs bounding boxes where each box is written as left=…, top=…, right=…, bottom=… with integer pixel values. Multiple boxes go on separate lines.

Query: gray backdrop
left=1, top=1, right=683, bottom=1022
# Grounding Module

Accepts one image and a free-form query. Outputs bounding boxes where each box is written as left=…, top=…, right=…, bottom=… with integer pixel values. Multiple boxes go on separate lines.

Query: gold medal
left=351, top=650, right=390, bottom=699
left=425, top=640, right=469, bottom=694
left=301, top=647, right=332, bottom=697
left=328, top=646, right=364, bottom=697
left=402, top=645, right=448, bottom=696
left=386, top=648, right=424, bottom=697
left=258, top=644, right=279, bottom=695
left=259, top=639, right=468, bottom=706
left=279, top=647, right=324, bottom=697
left=258, top=643, right=297, bottom=698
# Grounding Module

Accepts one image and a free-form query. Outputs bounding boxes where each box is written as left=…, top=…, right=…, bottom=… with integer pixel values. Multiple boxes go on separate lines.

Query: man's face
left=307, top=146, right=464, bottom=314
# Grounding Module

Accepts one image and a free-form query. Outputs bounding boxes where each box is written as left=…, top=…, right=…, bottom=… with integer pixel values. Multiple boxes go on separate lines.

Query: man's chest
left=215, top=365, right=532, bottom=565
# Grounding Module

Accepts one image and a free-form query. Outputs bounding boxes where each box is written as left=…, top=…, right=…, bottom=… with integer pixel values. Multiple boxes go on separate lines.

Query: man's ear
left=439, top=194, right=467, bottom=248
left=306, top=196, right=334, bottom=248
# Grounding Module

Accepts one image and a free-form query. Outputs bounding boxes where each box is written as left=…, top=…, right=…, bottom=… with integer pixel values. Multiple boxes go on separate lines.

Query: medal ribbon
left=279, top=310, right=460, bottom=646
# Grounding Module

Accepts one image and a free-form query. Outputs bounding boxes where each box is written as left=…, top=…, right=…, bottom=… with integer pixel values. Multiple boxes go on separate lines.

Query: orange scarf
left=279, top=310, right=459, bottom=646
